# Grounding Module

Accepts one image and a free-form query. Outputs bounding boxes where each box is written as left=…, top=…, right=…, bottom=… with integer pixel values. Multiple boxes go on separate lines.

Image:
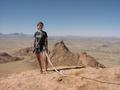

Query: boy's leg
left=36, top=53, right=43, bottom=73
left=43, top=51, right=48, bottom=71
left=45, top=54, right=48, bottom=71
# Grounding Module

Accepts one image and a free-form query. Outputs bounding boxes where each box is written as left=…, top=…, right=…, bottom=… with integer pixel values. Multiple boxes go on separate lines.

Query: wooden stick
left=47, top=66, right=85, bottom=71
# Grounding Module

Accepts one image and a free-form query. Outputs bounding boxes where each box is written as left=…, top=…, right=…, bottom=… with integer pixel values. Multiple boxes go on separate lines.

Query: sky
left=0, top=0, right=120, bottom=37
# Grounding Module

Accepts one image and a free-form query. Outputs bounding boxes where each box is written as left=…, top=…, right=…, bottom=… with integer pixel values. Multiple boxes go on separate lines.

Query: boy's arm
left=33, top=39, right=36, bottom=53
left=45, top=37, right=48, bottom=52
left=34, top=39, right=36, bottom=48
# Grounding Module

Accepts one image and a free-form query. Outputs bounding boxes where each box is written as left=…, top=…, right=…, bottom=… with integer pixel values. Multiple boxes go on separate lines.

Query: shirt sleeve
left=45, top=32, right=48, bottom=38
left=33, top=32, right=36, bottom=38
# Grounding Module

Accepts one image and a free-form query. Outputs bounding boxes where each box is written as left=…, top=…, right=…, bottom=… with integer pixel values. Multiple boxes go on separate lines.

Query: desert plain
left=0, top=35, right=120, bottom=90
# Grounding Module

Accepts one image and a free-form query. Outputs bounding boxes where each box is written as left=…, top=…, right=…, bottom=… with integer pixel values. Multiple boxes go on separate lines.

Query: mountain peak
left=54, top=40, right=70, bottom=52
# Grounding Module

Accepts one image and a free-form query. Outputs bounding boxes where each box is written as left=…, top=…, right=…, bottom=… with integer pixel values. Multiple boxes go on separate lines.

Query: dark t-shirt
left=34, top=30, right=48, bottom=45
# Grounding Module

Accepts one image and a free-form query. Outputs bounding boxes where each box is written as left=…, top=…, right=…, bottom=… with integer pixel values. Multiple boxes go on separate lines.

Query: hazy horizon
left=1, top=31, right=120, bottom=38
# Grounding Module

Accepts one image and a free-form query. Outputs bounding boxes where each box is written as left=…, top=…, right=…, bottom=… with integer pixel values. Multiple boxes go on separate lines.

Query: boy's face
left=37, top=24, right=43, bottom=31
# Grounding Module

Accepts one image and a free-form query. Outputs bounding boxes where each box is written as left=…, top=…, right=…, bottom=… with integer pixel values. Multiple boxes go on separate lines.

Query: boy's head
left=37, top=21, right=44, bottom=31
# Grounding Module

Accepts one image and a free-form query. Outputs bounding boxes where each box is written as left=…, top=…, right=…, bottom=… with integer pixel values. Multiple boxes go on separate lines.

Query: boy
left=33, top=21, right=48, bottom=73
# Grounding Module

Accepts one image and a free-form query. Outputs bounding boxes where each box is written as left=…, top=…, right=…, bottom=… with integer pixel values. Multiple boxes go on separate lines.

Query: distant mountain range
left=0, top=33, right=32, bottom=37
left=8, top=33, right=25, bottom=35
left=0, top=33, right=3, bottom=35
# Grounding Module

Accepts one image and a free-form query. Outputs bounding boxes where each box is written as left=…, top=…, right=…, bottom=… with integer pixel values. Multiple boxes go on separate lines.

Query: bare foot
left=40, top=70, right=43, bottom=74
left=44, top=70, right=47, bottom=74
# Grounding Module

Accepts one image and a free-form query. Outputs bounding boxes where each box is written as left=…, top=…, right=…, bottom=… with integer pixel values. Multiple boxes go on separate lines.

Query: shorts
left=35, top=44, right=45, bottom=54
